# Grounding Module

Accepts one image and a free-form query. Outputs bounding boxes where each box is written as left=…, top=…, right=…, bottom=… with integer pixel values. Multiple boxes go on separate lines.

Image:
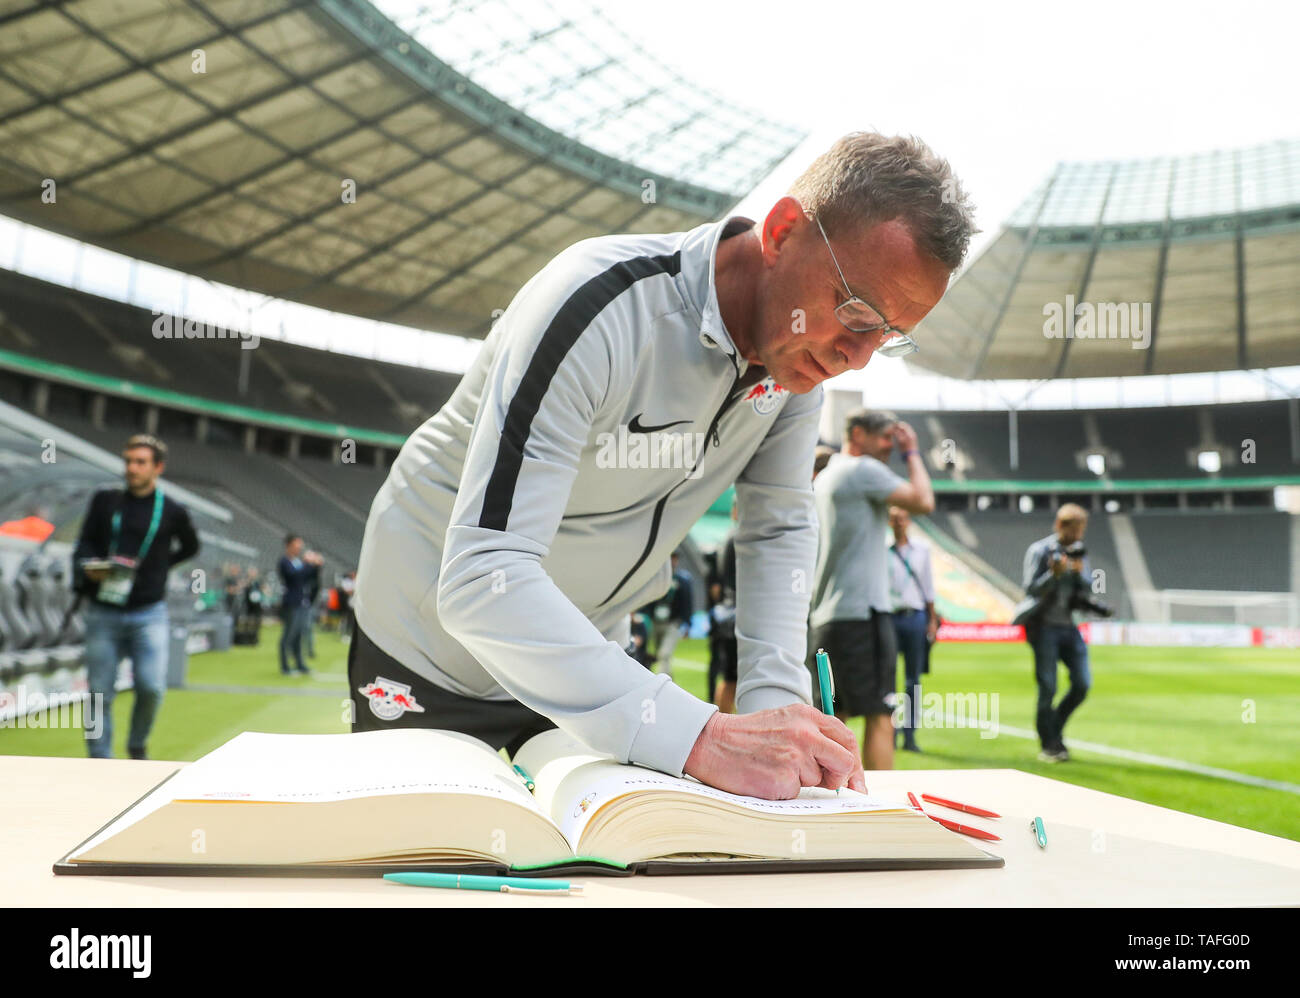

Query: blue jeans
left=280, top=604, right=309, bottom=672
left=1029, top=623, right=1091, bottom=749
left=893, top=609, right=928, bottom=743
left=83, top=600, right=170, bottom=759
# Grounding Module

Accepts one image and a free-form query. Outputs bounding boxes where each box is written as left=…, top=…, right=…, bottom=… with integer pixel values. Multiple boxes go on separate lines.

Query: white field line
left=665, top=657, right=1300, bottom=796
left=943, top=713, right=1300, bottom=796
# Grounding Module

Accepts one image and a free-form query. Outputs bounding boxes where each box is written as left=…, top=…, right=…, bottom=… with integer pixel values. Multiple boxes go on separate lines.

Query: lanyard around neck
left=110, top=486, right=164, bottom=562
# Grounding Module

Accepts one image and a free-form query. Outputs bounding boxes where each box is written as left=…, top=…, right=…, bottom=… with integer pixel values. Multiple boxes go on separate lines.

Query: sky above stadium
left=620, top=0, right=1300, bottom=399
left=639, top=0, right=1299, bottom=249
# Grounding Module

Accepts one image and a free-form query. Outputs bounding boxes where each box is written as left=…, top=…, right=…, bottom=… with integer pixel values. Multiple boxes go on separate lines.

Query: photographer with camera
left=1015, top=503, right=1112, bottom=762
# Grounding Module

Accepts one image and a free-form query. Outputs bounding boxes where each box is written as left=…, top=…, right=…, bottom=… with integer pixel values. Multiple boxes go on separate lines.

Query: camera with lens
left=1076, top=595, right=1114, bottom=618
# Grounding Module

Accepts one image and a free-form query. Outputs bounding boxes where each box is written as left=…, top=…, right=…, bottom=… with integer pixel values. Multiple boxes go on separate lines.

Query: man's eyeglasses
left=807, top=211, right=919, bottom=358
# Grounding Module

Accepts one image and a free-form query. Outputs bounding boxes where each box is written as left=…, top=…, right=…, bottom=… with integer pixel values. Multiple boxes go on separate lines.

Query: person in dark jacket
left=73, top=434, right=199, bottom=759
left=302, top=556, right=321, bottom=660
left=277, top=535, right=321, bottom=675
left=1018, top=504, right=1111, bottom=762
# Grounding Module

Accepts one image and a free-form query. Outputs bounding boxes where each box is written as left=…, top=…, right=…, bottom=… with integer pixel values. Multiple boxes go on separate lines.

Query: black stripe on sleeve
left=478, top=251, right=682, bottom=531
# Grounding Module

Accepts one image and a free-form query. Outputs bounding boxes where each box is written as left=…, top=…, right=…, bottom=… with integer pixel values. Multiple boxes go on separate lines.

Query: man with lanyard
left=887, top=505, right=937, bottom=753
left=351, top=133, right=974, bottom=798
left=73, top=434, right=199, bottom=759
left=706, top=496, right=740, bottom=713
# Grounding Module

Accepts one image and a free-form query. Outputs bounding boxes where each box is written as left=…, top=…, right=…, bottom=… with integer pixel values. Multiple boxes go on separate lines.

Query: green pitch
left=2, top=631, right=1296, bottom=842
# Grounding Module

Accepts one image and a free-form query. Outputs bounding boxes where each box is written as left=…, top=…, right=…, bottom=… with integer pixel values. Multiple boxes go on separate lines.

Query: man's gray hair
left=845, top=408, right=898, bottom=439
left=789, top=132, right=978, bottom=271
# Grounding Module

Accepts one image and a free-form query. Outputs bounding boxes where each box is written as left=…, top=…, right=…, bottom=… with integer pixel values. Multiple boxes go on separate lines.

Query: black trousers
left=347, top=625, right=557, bottom=756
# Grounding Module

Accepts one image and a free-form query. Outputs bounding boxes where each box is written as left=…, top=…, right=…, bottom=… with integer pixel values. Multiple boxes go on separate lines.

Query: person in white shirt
left=888, top=506, right=938, bottom=752
left=807, top=411, right=935, bottom=772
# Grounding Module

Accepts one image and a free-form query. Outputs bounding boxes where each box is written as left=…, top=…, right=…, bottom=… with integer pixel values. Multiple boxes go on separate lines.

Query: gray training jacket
left=353, top=216, right=822, bottom=777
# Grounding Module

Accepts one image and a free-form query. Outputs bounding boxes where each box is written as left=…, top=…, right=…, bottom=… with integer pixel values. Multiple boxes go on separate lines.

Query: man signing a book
left=351, top=133, right=975, bottom=799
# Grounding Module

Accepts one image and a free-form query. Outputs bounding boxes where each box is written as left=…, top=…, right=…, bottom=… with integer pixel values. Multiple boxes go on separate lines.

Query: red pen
left=921, top=793, right=1002, bottom=819
left=908, top=792, right=1001, bottom=841
left=928, top=814, right=1001, bottom=842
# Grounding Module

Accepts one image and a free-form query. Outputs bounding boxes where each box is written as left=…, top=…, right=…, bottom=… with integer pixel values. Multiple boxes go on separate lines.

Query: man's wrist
left=627, top=679, right=718, bottom=777
left=684, top=711, right=728, bottom=779
left=735, top=684, right=805, bottom=714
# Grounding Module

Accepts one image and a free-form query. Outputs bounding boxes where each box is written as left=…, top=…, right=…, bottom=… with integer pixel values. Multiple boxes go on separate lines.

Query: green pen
left=814, top=647, right=843, bottom=794
left=1030, top=816, right=1047, bottom=848
left=384, top=872, right=581, bottom=895
left=815, top=648, right=835, bottom=715
left=512, top=764, right=535, bottom=792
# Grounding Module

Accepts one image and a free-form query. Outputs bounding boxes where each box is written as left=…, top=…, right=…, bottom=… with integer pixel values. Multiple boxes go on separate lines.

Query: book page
left=513, top=728, right=909, bottom=853
left=72, top=729, right=545, bottom=859
left=554, top=761, right=910, bottom=850
left=512, top=727, right=608, bottom=835
left=166, top=730, right=535, bottom=804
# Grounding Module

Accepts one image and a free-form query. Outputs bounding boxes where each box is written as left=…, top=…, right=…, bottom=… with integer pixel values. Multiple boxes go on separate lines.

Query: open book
left=55, top=729, right=1001, bottom=876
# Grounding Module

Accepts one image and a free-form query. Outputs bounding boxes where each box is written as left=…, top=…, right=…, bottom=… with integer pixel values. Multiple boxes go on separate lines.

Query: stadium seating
left=927, top=506, right=1294, bottom=623
left=1207, top=401, right=1299, bottom=477
left=0, top=269, right=460, bottom=437
left=5, top=262, right=1296, bottom=634
left=20, top=411, right=363, bottom=572
left=1131, top=510, right=1292, bottom=593
left=0, top=555, right=85, bottom=685
left=901, top=402, right=1298, bottom=484
left=293, top=459, right=389, bottom=519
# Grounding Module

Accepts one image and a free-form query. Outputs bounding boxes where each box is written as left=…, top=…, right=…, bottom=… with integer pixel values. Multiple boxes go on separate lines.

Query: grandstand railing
left=1131, top=589, right=1300, bottom=628
left=0, top=348, right=408, bottom=449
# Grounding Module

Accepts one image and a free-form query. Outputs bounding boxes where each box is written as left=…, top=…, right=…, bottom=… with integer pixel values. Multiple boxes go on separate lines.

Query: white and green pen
left=384, top=872, right=582, bottom=896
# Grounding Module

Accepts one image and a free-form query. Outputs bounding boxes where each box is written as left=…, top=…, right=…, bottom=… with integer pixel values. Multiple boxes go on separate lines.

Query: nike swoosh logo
left=628, top=413, right=691, bottom=434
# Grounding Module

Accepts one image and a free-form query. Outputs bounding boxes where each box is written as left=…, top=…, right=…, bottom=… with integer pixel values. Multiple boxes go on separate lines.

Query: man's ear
left=759, top=196, right=806, bottom=266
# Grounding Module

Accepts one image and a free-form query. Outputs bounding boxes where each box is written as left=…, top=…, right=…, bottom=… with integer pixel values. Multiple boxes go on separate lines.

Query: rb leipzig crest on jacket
left=745, top=376, right=786, bottom=415
left=357, top=676, right=425, bottom=720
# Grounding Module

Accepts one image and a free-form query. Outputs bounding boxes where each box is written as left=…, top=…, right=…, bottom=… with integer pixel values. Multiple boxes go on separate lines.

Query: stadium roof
left=0, top=0, right=803, bottom=338
left=913, top=138, right=1300, bottom=380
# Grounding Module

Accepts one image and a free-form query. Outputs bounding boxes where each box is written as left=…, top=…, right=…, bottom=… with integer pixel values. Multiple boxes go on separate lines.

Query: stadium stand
left=913, top=139, right=1300, bottom=380
left=1131, top=510, right=1293, bottom=593
left=925, top=505, right=1297, bottom=624
left=0, top=0, right=803, bottom=338
left=0, top=269, right=459, bottom=437
left=1207, top=400, right=1300, bottom=477
left=897, top=401, right=1298, bottom=484
left=1092, top=408, right=1204, bottom=480
left=6, top=329, right=1296, bottom=628
left=294, top=460, right=390, bottom=520
left=164, top=451, right=370, bottom=570
left=1012, top=410, right=1094, bottom=481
